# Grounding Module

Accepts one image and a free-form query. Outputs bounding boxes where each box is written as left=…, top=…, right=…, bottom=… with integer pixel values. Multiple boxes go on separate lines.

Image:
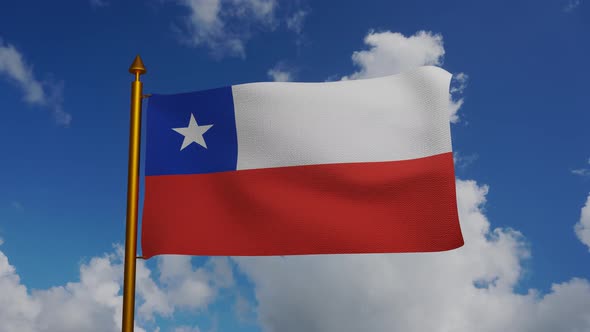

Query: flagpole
left=122, top=55, right=146, bottom=332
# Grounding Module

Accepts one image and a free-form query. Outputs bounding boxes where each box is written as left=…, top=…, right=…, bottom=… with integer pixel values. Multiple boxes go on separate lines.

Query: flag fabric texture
left=141, top=66, right=463, bottom=258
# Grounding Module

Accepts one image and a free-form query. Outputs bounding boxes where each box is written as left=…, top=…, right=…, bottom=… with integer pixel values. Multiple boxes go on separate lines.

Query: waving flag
left=141, top=66, right=463, bottom=258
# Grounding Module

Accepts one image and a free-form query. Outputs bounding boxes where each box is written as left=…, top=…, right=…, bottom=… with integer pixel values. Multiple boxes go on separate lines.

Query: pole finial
left=129, top=55, right=146, bottom=75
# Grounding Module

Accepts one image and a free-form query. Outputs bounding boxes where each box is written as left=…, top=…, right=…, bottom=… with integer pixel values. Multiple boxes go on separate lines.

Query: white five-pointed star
left=172, top=113, right=213, bottom=150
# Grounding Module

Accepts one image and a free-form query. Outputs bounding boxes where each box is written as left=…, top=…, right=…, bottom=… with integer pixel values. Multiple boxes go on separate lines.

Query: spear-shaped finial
left=128, top=55, right=146, bottom=75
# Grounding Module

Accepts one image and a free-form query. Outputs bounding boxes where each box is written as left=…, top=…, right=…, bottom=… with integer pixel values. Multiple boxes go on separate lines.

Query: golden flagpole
left=122, top=55, right=146, bottom=332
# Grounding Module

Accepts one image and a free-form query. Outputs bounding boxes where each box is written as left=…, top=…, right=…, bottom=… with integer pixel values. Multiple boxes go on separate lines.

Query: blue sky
left=1, top=0, right=589, bottom=331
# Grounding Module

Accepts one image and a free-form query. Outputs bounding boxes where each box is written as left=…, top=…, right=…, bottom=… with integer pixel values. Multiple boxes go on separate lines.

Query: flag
left=141, top=66, right=463, bottom=258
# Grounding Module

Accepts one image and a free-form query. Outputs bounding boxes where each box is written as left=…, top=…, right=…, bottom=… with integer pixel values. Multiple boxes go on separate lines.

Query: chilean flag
left=141, top=66, right=463, bottom=258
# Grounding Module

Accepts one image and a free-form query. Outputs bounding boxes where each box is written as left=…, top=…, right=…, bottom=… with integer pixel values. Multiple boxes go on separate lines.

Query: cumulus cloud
left=234, top=179, right=590, bottom=332
left=575, top=194, right=590, bottom=251
left=0, top=244, right=233, bottom=331
left=0, top=250, right=40, bottom=332
left=343, top=30, right=445, bottom=80
left=341, top=31, right=466, bottom=123
left=0, top=38, right=71, bottom=125
left=174, top=0, right=277, bottom=57
left=0, top=245, right=142, bottom=332
left=157, top=256, right=215, bottom=310
left=136, top=258, right=172, bottom=321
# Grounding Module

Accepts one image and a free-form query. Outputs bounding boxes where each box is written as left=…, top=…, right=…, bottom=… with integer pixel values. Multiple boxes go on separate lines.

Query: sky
left=0, top=0, right=589, bottom=331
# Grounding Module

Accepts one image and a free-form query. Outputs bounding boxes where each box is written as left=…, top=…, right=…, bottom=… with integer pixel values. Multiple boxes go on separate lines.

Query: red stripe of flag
left=141, top=152, right=462, bottom=258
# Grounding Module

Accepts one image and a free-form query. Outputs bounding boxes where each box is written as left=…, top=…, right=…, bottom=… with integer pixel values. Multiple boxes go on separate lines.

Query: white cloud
left=136, top=257, right=173, bottom=321
left=342, top=31, right=466, bottom=123
left=234, top=293, right=256, bottom=324
left=0, top=41, right=44, bottom=104
left=0, top=246, right=144, bottom=332
left=231, top=0, right=275, bottom=19
left=448, top=72, right=468, bottom=123
left=267, top=61, right=295, bottom=82
left=174, top=326, right=201, bottom=332
left=571, top=157, right=590, bottom=177
left=572, top=168, right=590, bottom=176
left=451, top=72, right=468, bottom=93
left=454, top=151, right=479, bottom=169
left=572, top=158, right=590, bottom=176
left=174, top=0, right=277, bottom=57
left=267, top=68, right=292, bottom=82
left=286, top=10, right=307, bottom=35
left=156, top=256, right=218, bottom=309
left=343, top=30, right=445, bottom=80
left=574, top=194, right=590, bottom=251
left=564, top=0, right=582, bottom=12
left=0, top=249, right=39, bottom=332
left=0, top=244, right=234, bottom=331
left=234, top=179, right=590, bottom=332
left=0, top=38, right=71, bottom=125
left=207, top=256, right=235, bottom=288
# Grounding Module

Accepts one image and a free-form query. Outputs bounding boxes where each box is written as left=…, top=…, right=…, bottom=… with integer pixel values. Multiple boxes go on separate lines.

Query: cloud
left=341, top=31, right=466, bottom=123
left=454, top=151, right=479, bottom=169
left=267, top=61, right=295, bottom=82
left=0, top=245, right=141, bottom=332
left=267, top=68, right=292, bottom=82
left=0, top=38, right=71, bottom=125
left=286, top=10, right=307, bottom=35
left=234, top=179, right=590, bottom=332
left=234, top=293, right=256, bottom=324
left=572, top=169, right=590, bottom=176
left=449, top=72, right=468, bottom=123
left=136, top=257, right=173, bottom=321
left=343, top=30, right=445, bottom=80
left=174, top=326, right=201, bottom=332
left=156, top=255, right=233, bottom=310
left=0, top=244, right=234, bottom=331
left=571, top=158, right=590, bottom=177
left=174, top=0, right=277, bottom=58
left=575, top=194, right=590, bottom=251
left=450, top=72, right=468, bottom=94
left=564, top=0, right=582, bottom=12
left=0, top=249, right=40, bottom=332
left=0, top=43, right=44, bottom=104
left=208, top=256, right=235, bottom=288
